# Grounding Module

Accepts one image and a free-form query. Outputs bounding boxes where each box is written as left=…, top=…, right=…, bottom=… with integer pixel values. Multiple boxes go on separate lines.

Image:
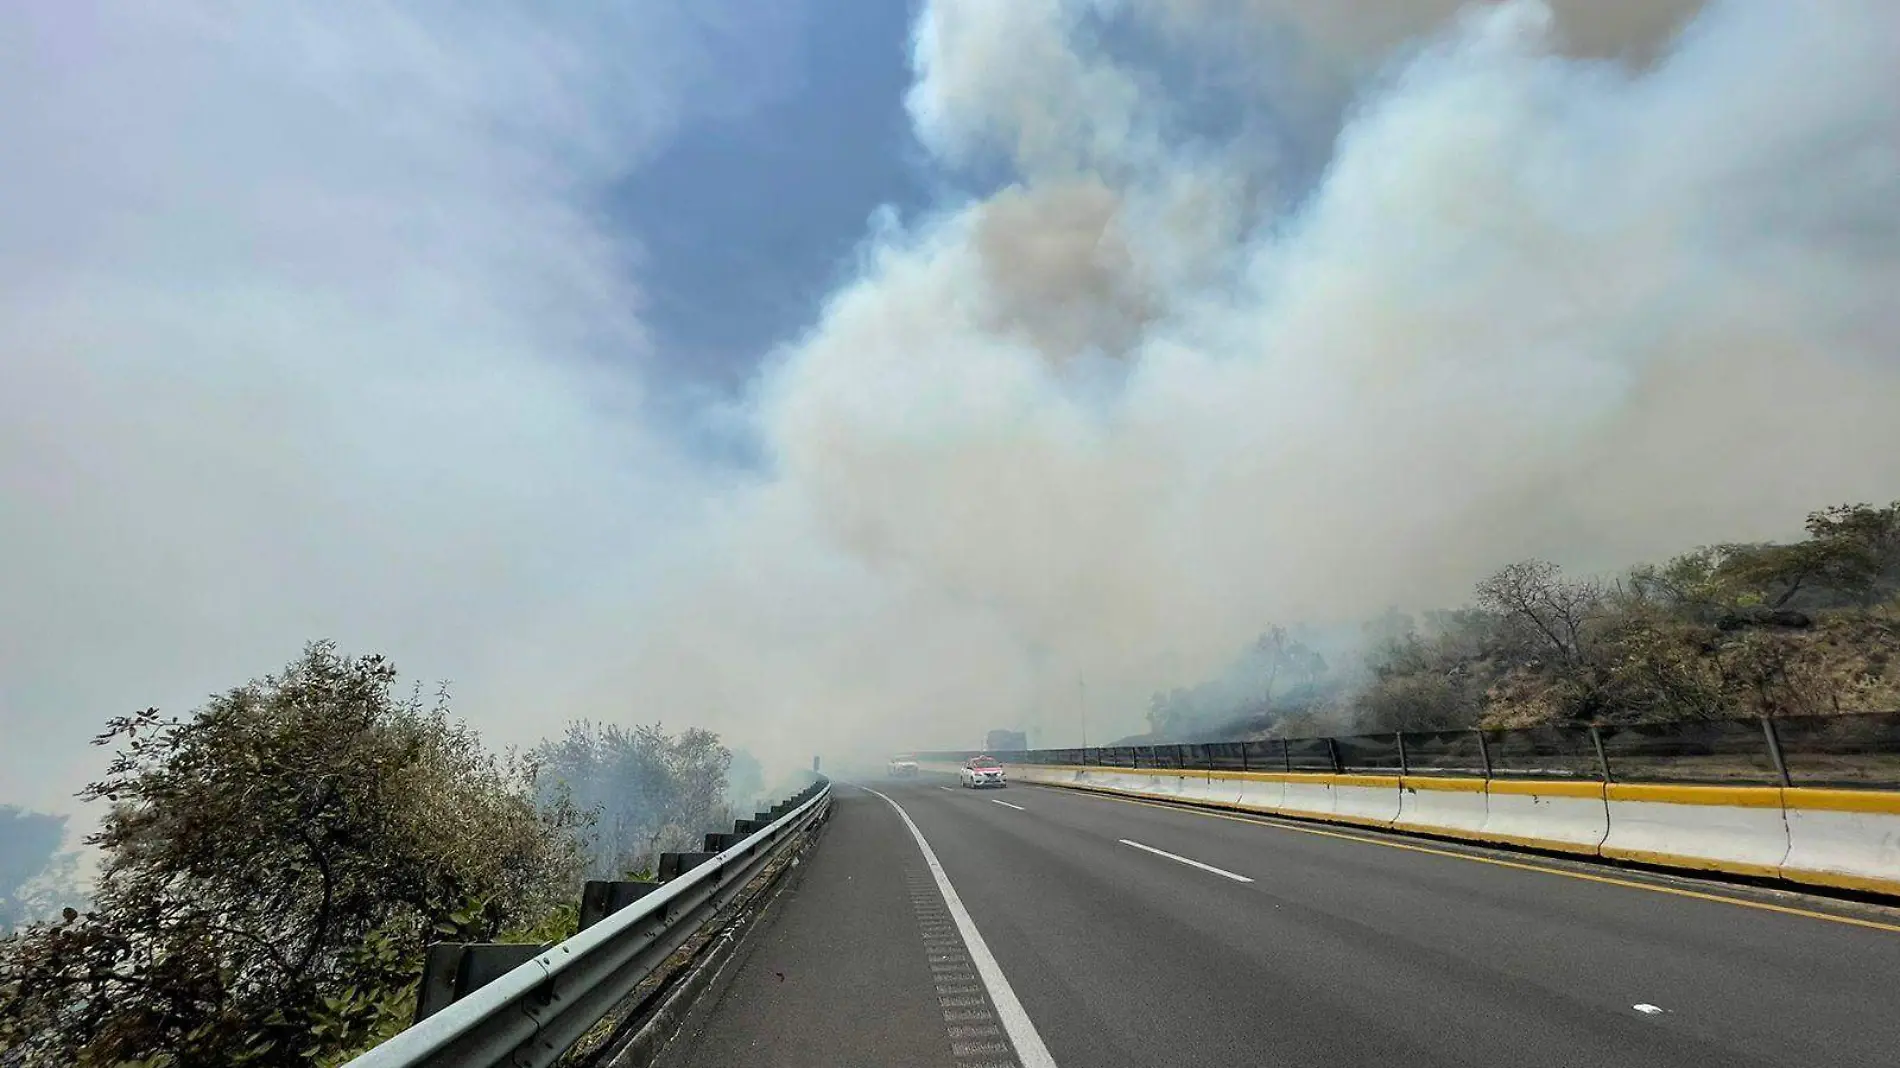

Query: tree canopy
left=0, top=643, right=590, bottom=1067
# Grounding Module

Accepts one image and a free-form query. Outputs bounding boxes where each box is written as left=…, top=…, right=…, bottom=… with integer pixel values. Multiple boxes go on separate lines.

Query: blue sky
left=613, top=0, right=934, bottom=393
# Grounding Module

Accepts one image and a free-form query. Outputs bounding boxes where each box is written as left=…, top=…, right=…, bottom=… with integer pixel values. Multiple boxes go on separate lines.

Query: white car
left=959, top=756, right=1007, bottom=789
left=887, top=755, right=920, bottom=778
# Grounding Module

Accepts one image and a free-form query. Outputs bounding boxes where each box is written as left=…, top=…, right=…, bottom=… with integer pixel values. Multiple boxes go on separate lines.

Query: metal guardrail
left=920, top=711, right=1900, bottom=789
left=343, top=779, right=832, bottom=1068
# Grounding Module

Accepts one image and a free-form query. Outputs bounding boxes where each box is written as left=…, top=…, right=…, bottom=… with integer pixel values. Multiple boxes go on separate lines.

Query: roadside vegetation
left=0, top=642, right=737, bottom=1067
left=1140, top=501, right=1900, bottom=743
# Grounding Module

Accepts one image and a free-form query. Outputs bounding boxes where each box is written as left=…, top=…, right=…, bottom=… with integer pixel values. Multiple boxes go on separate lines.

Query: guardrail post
left=1589, top=725, right=1612, bottom=782
left=1474, top=730, right=1492, bottom=779
left=414, top=943, right=468, bottom=1023
left=1239, top=742, right=1249, bottom=773
left=1761, top=717, right=1793, bottom=787
left=579, top=880, right=662, bottom=931
left=414, top=942, right=547, bottom=1023
left=658, top=852, right=716, bottom=881
left=1396, top=733, right=1408, bottom=776
left=1325, top=737, right=1342, bottom=775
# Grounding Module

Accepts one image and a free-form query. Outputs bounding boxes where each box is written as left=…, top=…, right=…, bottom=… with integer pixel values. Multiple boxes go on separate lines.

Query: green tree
left=0, top=643, right=586, bottom=1067
left=530, top=722, right=732, bottom=880
left=1713, top=502, right=1900, bottom=609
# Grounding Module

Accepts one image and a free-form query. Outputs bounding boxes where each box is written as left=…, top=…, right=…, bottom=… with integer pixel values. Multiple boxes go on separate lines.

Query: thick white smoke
left=4, top=0, right=1896, bottom=803
left=613, top=0, right=1900, bottom=765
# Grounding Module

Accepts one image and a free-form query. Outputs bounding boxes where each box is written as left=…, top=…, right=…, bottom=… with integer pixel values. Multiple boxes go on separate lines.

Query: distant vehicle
left=959, top=755, right=1007, bottom=789
left=887, top=754, right=919, bottom=778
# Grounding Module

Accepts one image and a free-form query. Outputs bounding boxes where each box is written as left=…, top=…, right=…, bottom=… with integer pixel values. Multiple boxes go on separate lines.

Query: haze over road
left=663, top=775, right=1900, bottom=1068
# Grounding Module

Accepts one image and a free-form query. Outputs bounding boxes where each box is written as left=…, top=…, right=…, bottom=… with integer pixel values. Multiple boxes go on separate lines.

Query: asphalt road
left=661, top=775, right=1900, bottom=1068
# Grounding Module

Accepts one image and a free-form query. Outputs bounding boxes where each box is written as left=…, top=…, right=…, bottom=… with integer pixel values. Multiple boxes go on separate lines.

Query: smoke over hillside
left=4, top=1, right=1895, bottom=799
left=620, top=0, right=1899, bottom=761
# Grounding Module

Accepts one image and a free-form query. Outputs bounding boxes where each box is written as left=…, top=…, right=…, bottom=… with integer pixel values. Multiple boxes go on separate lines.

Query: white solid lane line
left=1118, top=839, right=1254, bottom=883
left=863, top=786, right=1060, bottom=1068
left=991, top=799, right=1025, bottom=811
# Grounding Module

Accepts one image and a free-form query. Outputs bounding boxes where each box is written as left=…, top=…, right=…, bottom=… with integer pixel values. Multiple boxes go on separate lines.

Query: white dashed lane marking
left=1118, top=839, right=1254, bottom=883
left=991, top=799, right=1025, bottom=811
left=867, top=785, right=1057, bottom=1068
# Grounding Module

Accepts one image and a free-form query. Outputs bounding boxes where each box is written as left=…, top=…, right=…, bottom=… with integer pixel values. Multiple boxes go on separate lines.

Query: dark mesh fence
left=922, top=712, right=1900, bottom=788
left=1205, top=741, right=1249, bottom=770
left=1284, top=737, right=1336, bottom=772
left=1332, top=733, right=1401, bottom=772
left=1399, top=730, right=1488, bottom=777
left=1243, top=739, right=1288, bottom=772
left=1595, top=720, right=1778, bottom=784
left=1483, top=726, right=1601, bottom=779
left=1773, top=712, right=1900, bottom=789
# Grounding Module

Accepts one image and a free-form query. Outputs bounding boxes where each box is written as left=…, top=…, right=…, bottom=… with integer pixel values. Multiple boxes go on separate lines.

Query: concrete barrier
left=1780, top=788, right=1900, bottom=896
left=1477, top=780, right=1607, bottom=856
left=1279, top=776, right=1336, bottom=820
left=1199, top=770, right=1252, bottom=810
left=1394, top=777, right=1489, bottom=840
left=1231, top=773, right=1285, bottom=814
left=1329, top=774, right=1402, bottom=829
left=936, top=760, right=1900, bottom=900
left=1176, top=772, right=1222, bottom=806
left=1600, top=784, right=1791, bottom=879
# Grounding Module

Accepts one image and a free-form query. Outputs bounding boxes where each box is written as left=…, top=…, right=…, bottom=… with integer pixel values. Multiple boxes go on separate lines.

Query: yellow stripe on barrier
left=1780, top=867, right=1900, bottom=896
left=1781, top=788, right=1900, bottom=815
left=1468, top=829, right=1604, bottom=856
left=1600, top=846, right=1786, bottom=880
left=1400, top=776, right=1488, bottom=793
left=1486, top=779, right=1605, bottom=799
left=1606, top=783, right=1785, bottom=808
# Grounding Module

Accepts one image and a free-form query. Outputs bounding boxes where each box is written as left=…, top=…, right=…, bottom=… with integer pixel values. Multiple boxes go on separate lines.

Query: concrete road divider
left=1328, top=775, right=1402, bottom=829
left=956, top=761, right=1900, bottom=900
left=1231, top=774, right=1285, bottom=813
left=1176, top=772, right=1221, bottom=806
left=1780, top=788, right=1900, bottom=896
left=1600, top=784, right=1791, bottom=879
left=1474, top=779, right=1608, bottom=856
left=1395, top=777, right=1490, bottom=839
left=1278, top=776, right=1336, bottom=821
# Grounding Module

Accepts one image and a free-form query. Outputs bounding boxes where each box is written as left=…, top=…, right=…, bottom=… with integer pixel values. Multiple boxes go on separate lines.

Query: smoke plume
left=4, top=0, right=1896, bottom=799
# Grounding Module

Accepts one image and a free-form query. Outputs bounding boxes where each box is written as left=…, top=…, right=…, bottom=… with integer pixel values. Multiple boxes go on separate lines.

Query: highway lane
left=661, top=775, right=1900, bottom=1068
